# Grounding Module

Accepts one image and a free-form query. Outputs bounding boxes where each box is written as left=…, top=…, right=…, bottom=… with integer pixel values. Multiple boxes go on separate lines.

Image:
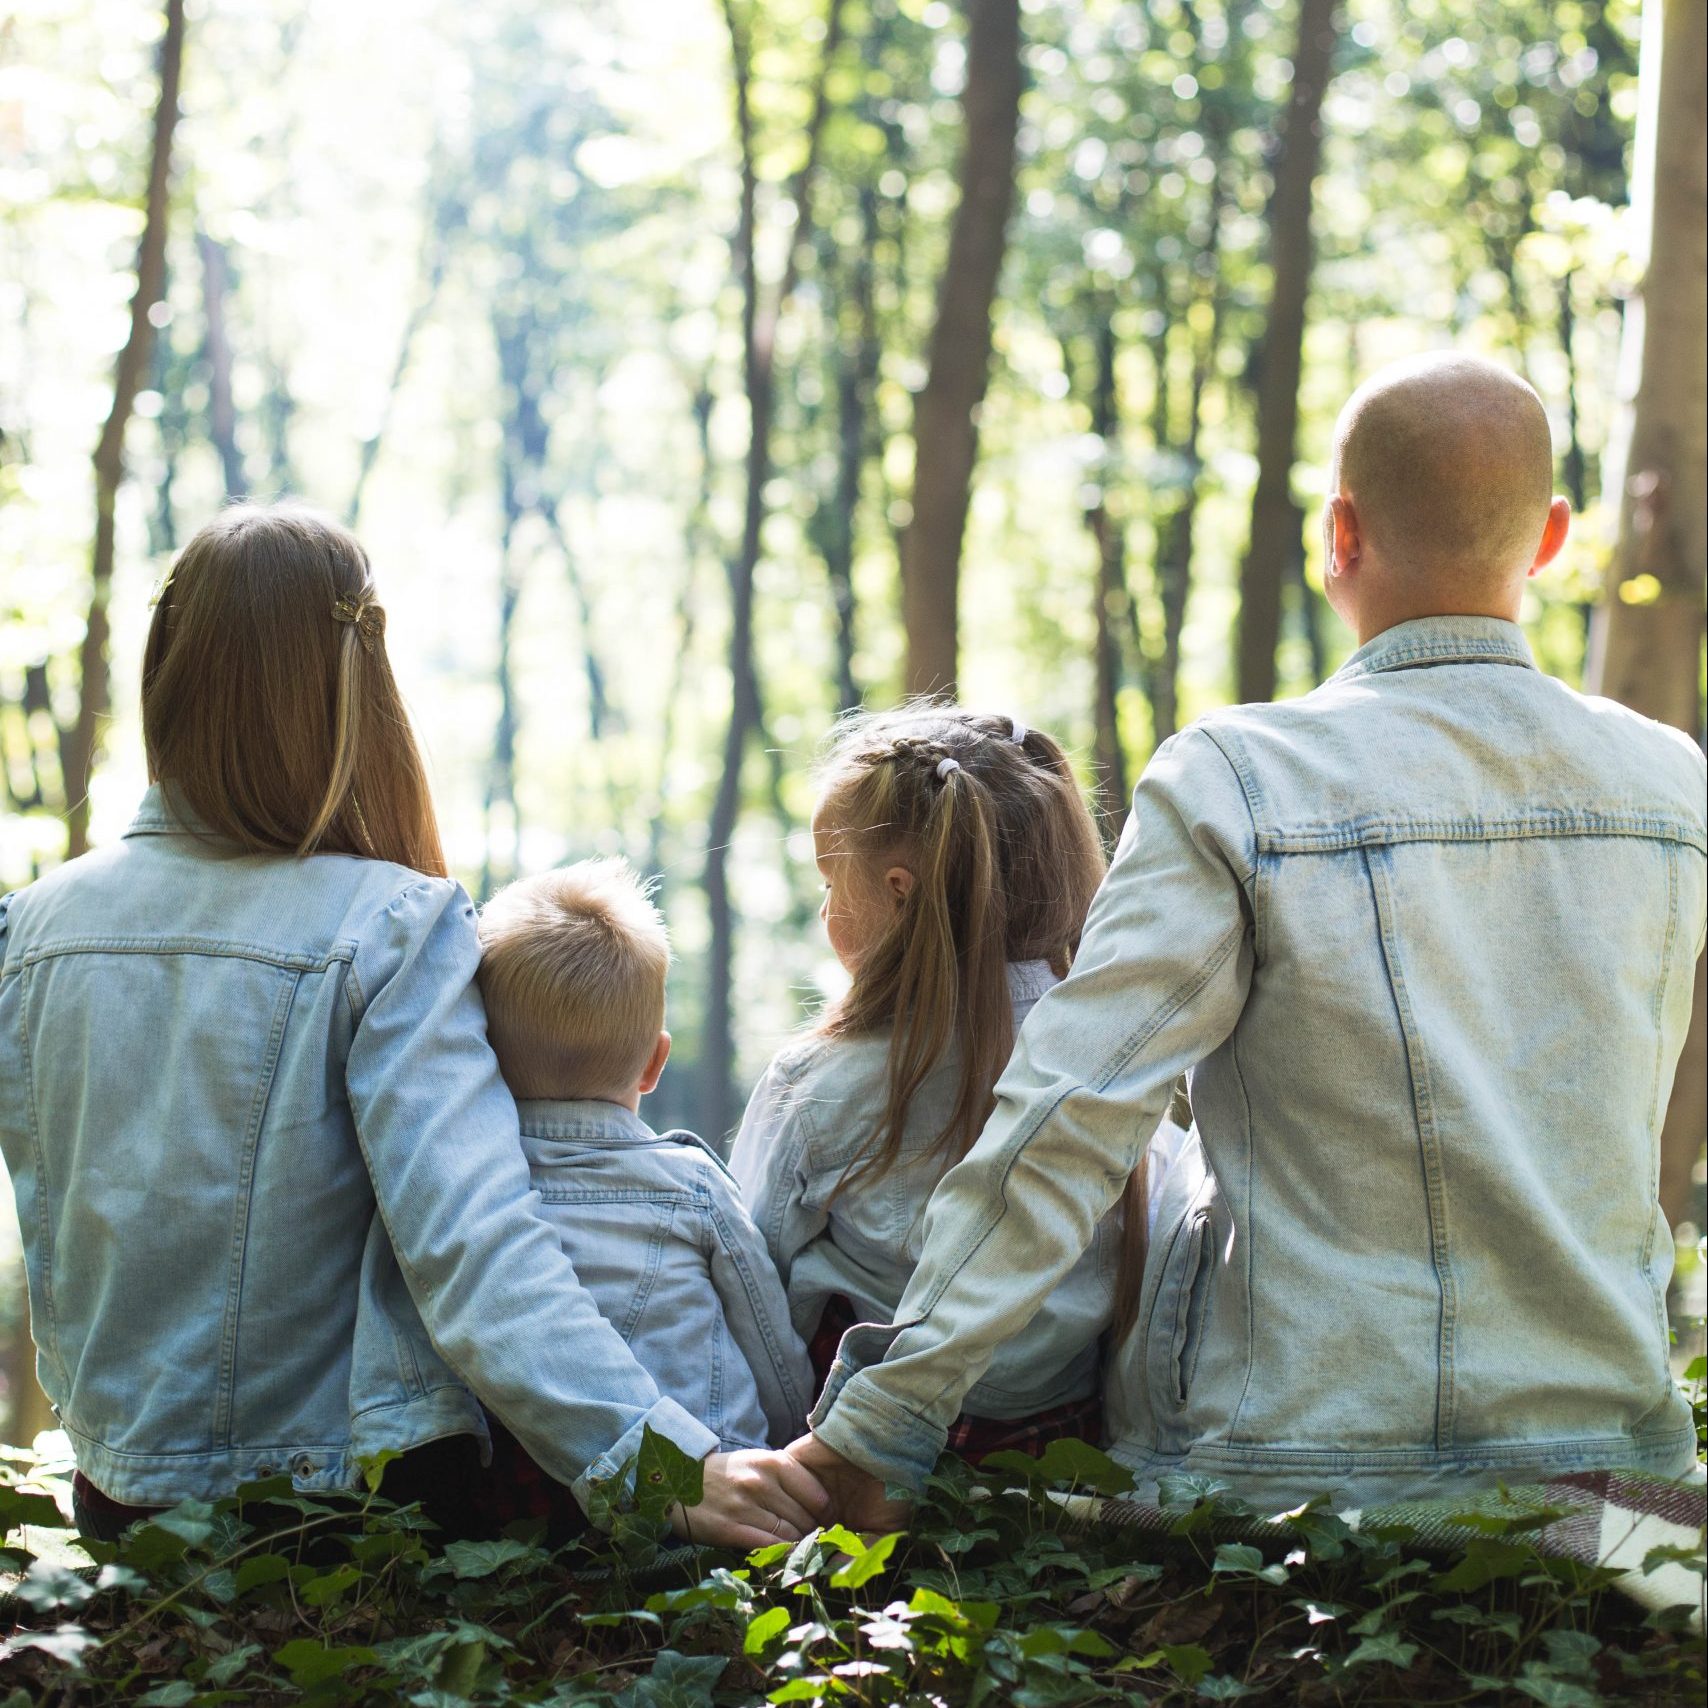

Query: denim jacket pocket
left=1143, top=1174, right=1219, bottom=1433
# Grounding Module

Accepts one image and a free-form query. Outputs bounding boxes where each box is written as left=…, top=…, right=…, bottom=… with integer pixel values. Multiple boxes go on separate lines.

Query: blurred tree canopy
left=1, top=0, right=1701, bottom=1415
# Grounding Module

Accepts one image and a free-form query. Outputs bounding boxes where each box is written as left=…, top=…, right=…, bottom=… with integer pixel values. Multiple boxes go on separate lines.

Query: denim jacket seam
left=12, top=964, right=67, bottom=1393
left=1335, top=640, right=1533, bottom=680
left=216, top=969, right=302, bottom=1447
left=774, top=1077, right=824, bottom=1258
left=1224, top=1027, right=1260, bottom=1445
left=13, top=937, right=354, bottom=974
left=1362, top=844, right=1458, bottom=1449
left=704, top=1182, right=808, bottom=1422
left=1257, top=815, right=1704, bottom=853
left=1637, top=848, right=1681, bottom=1352
left=616, top=1204, right=673, bottom=1340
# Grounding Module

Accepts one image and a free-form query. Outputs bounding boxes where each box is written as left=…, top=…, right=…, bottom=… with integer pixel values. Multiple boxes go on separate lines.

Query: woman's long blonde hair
left=816, top=706, right=1155, bottom=1342
left=142, top=503, right=446, bottom=877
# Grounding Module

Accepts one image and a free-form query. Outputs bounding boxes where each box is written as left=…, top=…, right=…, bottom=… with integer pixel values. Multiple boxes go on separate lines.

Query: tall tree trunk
left=197, top=231, right=246, bottom=499
left=899, top=0, right=1021, bottom=696
left=1234, top=0, right=1335, bottom=706
left=703, top=0, right=846, bottom=1144
left=1586, top=0, right=1706, bottom=1236
left=63, top=0, right=185, bottom=859
left=1082, top=317, right=1130, bottom=839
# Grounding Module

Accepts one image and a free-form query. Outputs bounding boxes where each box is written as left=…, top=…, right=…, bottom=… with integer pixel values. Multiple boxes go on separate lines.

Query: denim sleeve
left=728, top=1058, right=828, bottom=1285
left=345, top=879, right=718, bottom=1511
left=811, top=727, right=1258, bottom=1488
left=702, top=1163, right=816, bottom=1444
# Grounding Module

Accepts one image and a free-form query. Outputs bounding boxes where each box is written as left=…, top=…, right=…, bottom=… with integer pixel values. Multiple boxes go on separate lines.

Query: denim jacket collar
left=516, top=1098, right=660, bottom=1147
left=124, top=783, right=211, bottom=838
left=1006, top=960, right=1058, bottom=1007
left=1333, top=616, right=1535, bottom=684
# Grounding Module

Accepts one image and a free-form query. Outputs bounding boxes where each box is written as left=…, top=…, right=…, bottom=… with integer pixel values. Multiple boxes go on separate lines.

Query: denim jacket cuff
left=808, top=1320, right=944, bottom=1491
left=573, top=1398, right=721, bottom=1519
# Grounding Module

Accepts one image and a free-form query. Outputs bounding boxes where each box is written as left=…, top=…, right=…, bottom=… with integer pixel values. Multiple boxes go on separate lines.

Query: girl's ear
left=884, top=864, right=915, bottom=907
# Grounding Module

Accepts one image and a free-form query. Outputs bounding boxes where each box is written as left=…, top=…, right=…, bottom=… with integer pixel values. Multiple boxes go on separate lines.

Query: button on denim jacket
left=730, top=963, right=1121, bottom=1419
left=516, top=1099, right=812, bottom=1449
left=0, top=789, right=720, bottom=1508
left=813, top=619, right=1707, bottom=1509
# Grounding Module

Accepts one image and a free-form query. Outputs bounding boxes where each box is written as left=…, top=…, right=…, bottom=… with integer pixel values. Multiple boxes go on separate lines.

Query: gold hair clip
left=148, top=567, right=176, bottom=608
left=331, top=594, right=385, bottom=654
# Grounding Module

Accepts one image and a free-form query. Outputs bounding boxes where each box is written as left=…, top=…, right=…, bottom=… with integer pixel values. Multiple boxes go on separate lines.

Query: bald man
left=792, top=352, right=1707, bottom=1521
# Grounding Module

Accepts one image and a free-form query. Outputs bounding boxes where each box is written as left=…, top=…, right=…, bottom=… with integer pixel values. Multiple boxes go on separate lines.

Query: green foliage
left=1, top=1439, right=1702, bottom=1705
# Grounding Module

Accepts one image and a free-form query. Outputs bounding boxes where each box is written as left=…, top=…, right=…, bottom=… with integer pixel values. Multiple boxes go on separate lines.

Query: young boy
left=793, top=352, right=1707, bottom=1523
left=477, top=859, right=812, bottom=1452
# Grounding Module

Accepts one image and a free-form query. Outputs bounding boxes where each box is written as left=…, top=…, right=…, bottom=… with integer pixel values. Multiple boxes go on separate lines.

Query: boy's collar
left=514, top=1098, right=661, bottom=1146
left=1333, top=615, right=1535, bottom=683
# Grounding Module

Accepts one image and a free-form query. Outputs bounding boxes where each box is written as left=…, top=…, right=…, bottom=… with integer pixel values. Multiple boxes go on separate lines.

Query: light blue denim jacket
left=0, top=787, right=720, bottom=1508
left=730, top=963, right=1121, bottom=1418
left=814, top=618, right=1707, bottom=1508
left=517, top=1100, right=812, bottom=1449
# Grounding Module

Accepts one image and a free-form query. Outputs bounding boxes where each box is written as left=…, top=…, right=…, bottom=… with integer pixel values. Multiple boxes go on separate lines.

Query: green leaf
left=634, top=1427, right=705, bottom=1521
left=273, top=1639, right=380, bottom=1687
left=1512, top=1668, right=1603, bottom=1708
left=136, top=1684, right=196, bottom=1707
left=1640, top=1540, right=1707, bottom=1577
left=0, top=1485, right=67, bottom=1535
left=12, top=1561, right=94, bottom=1612
left=1196, top=1677, right=1257, bottom=1701
left=1541, top=1630, right=1603, bottom=1676
left=232, top=1552, right=289, bottom=1596
left=1210, top=1542, right=1264, bottom=1575
left=1149, top=1644, right=1213, bottom=1685
left=981, top=1437, right=1135, bottom=1495
left=769, top=1679, right=845, bottom=1703
left=442, top=1535, right=540, bottom=1579
left=360, top=1447, right=403, bottom=1493
left=745, top=1605, right=791, bottom=1655
left=435, top=1637, right=488, bottom=1694
left=614, top=1648, right=730, bottom=1707
left=204, top=1643, right=263, bottom=1687
left=1, top=1623, right=98, bottom=1669
left=152, top=1498, right=217, bottom=1550
left=1433, top=1538, right=1532, bottom=1591
left=1344, top=1632, right=1419, bottom=1670
left=830, top=1528, right=901, bottom=1589
left=299, top=1561, right=361, bottom=1606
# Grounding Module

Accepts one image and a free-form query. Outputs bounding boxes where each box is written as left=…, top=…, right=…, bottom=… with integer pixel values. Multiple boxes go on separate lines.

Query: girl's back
left=733, top=958, right=1120, bottom=1418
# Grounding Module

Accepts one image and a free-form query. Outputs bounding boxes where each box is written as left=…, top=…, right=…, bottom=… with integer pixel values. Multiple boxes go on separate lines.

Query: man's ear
left=884, top=865, right=915, bottom=907
left=1528, top=496, right=1571, bottom=577
left=638, top=1030, right=671, bottom=1097
left=1324, top=493, right=1361, bottom=581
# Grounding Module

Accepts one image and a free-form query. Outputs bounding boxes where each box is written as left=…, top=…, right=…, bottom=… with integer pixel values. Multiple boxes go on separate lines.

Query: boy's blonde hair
left=476, top=858, right=669, bottom=1101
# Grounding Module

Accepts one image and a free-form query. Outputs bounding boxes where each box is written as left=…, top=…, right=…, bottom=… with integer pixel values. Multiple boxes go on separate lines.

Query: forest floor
left=1, top=1404, right=1704, bottom=1708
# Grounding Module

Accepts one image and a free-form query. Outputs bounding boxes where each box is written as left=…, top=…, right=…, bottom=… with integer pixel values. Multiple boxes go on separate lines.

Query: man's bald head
left=1332, top=354, right=1555, bottom=591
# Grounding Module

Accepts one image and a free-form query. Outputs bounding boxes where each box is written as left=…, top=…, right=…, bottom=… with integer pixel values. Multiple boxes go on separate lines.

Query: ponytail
left=817, top=707, right=1106, bottom=1196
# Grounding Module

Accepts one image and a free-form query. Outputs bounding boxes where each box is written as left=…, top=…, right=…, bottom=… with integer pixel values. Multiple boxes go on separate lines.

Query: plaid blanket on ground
left=1058, top=1466, right=1707, bottom=1630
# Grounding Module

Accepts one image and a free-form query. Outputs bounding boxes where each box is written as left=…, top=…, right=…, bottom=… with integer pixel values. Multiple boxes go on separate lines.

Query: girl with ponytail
left=731, top=706, right=1189, bottom=1458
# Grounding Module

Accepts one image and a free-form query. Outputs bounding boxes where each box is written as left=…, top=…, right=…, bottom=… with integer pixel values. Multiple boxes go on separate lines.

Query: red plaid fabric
left=808, top=1293, right=1103, bottom=1466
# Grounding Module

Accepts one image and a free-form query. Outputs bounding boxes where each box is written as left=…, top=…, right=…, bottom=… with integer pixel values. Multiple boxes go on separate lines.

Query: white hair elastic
left=936, top=756, right=961, bottom=780
left=1010, top=717, right=1029, bottom=744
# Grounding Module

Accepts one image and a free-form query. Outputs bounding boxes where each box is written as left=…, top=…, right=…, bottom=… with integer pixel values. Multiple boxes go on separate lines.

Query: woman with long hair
left=0, top=503, right=826, bottom=1549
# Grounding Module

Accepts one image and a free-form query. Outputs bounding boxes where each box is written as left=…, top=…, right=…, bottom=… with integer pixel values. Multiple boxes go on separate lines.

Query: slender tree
left=900, top=0, right=1022, bottom=696
left=1587, top=0, right=1706, bottom=1234
left=62, top=0, right=186, bottom=858
left=703, top=0, right=847, bottom=1143
left=1234, top=0, right=1336, bottom=706
left=196, top=231, right=246, bottom=498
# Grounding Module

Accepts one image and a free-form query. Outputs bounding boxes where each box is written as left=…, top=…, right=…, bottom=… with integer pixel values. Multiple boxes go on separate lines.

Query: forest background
left=0, top=0, right=1703, bottom=1449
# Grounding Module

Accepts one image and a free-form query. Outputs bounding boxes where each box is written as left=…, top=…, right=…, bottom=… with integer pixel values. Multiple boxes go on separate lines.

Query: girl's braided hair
left=815, top=704, right=1151, bottom=1341
left=813, top=707, right=1101, bottom=1157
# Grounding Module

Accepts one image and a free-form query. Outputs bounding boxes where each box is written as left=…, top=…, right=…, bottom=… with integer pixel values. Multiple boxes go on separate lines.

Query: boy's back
left=1106, top=617, right=1704, bottom=1497
left=516, top=1099, right=812, bottom=1452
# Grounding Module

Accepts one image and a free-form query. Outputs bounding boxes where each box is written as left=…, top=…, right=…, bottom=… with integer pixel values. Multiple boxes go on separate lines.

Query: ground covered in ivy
left=1, top=1416, right=1703, bottom=1707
